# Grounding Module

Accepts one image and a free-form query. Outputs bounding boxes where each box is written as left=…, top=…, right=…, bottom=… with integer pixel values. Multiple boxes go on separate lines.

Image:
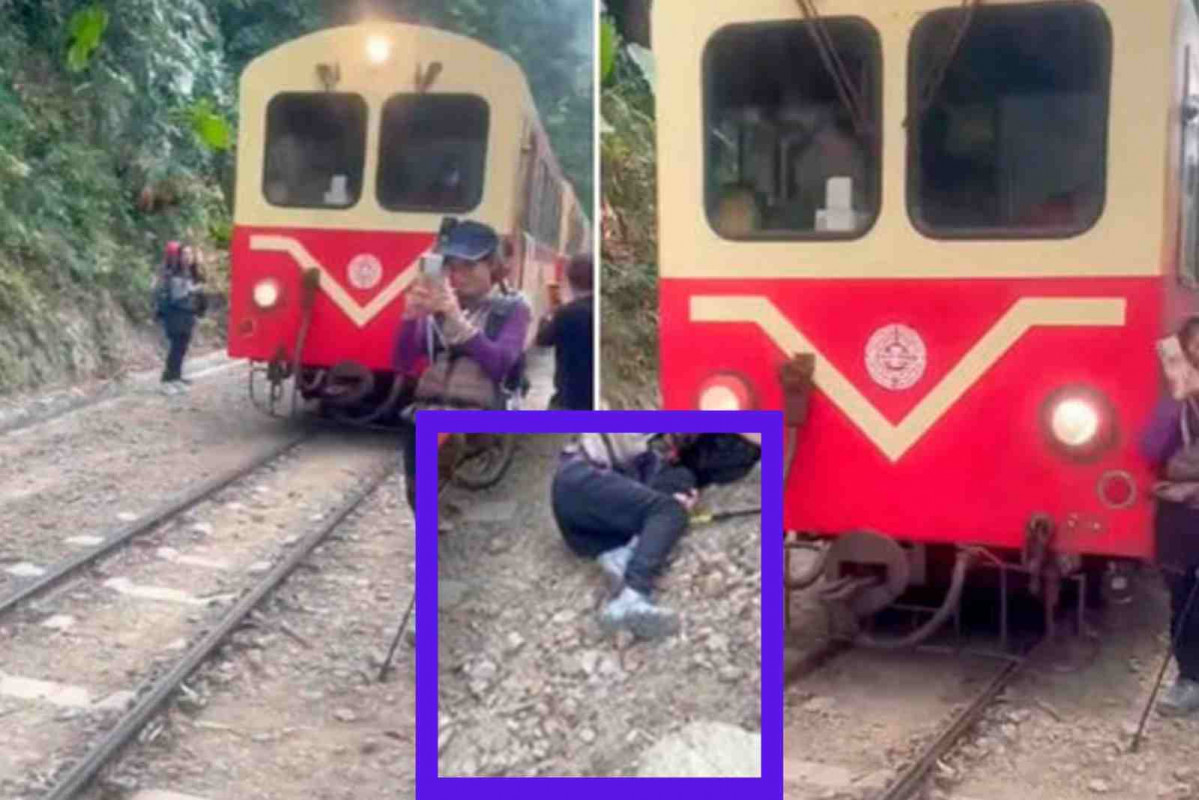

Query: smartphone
left=420, top=253, right=445, bottom=281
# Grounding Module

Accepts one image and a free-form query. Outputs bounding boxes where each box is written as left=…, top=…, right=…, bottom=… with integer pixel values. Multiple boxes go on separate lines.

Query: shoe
left=178, top=377, right=193, bottom=386
left=596, top=537, right=638, bottom=586
left=1157, top=677, right=1199, bottom=716
left=599, top=586, right=679, bottom=640
left=161, top=382, right=179, bottom=396
left=174, top=380, right=191, bottom=392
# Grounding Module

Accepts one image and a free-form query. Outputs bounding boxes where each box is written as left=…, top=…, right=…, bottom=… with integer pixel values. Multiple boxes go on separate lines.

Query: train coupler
left=1021, top=514, right=1085, bottom=641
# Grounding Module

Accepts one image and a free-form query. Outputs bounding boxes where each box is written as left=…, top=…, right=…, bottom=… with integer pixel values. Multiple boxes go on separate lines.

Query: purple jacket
left=393, top=302, right=531, bottom=385
left=1140, top=395, right=1185, bottom=468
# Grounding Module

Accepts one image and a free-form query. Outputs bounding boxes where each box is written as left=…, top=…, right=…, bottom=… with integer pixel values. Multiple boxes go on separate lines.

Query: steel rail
left=42, top=460, right=395, bottom=800
left=0, top=431, right=310, bottom=618
left=874, top=639, right=1043, bottom=800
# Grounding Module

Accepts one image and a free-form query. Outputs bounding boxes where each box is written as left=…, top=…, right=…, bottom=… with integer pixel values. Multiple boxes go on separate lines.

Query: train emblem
left=346, top=254, right=383, bottom=291
left=865, top=324, right=927, bottom=392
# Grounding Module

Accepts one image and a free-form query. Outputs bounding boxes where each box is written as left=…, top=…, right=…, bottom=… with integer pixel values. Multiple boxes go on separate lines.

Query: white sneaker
left=596, top=537, right=638, bottom=586
left=599, top=586, right=679, bottom=640
left=1158, top=677, right=1199, bottom=716
left=161, top=383, right=179, bottom=396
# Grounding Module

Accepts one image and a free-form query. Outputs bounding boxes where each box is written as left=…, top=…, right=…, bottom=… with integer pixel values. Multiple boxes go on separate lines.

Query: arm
left=1140, top=395, right=1184, bottom=468
left=534, top=308, right=559, bottom=348
left=394, top=317, right=429, bottom=378
left=457, top=303, right=532, bottom=384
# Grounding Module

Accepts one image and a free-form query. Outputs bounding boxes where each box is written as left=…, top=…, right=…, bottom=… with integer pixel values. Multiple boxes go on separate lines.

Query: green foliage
left=66, top=4, right=109, bottom=72
left=600, top=16, right=617, bottom=87
left=600, top=57, right=659, bottom=407
left=183, top=98, right=233, bottom=151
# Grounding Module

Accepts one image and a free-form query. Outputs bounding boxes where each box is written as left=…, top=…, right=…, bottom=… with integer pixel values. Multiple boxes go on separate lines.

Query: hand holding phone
left=1157, top=335, right=1199, bottom=399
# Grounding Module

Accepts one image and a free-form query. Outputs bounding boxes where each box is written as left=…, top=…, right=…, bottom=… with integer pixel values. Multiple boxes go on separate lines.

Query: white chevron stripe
left=691, top=295, right=1127, bottom=462
left=250, top=235, right=420, bottom=328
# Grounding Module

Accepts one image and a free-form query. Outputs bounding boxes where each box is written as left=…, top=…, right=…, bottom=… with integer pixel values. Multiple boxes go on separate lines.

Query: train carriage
left=228, top=23, right=589, bottom=422
left=654, top=0, right=1199, bottom=627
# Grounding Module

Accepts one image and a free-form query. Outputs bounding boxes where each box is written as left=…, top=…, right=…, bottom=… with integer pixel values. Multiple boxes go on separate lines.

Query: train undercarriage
left=786, top=520, right=1139, bottom=655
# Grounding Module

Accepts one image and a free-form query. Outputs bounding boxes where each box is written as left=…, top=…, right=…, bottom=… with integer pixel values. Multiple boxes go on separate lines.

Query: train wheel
left=453, top=434, right=516, bottom=490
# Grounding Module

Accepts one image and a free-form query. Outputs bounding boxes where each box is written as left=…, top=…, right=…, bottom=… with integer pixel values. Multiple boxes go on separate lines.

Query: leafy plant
left=183, top=98, right=234, bottom=152
left=600, top=16, right=617, bottom=87
left=66, top=5, right=109, bottom=73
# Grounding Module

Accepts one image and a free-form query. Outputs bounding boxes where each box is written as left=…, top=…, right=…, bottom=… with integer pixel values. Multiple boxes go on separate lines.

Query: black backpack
left=675, top=434, right=762, bottom=489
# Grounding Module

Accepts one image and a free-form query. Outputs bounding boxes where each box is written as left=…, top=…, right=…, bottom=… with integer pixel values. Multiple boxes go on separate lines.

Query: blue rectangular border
left=415, top=411, right=783, bottom=798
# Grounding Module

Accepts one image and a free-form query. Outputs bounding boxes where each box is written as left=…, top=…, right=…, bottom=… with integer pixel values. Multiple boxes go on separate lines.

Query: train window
left=908, top=4, right=1111, bottom=238
left=702, top=18, right=881, bottom=240
left=263, top=93, right=367, bottom=209
left=377, top=94, right=489, bottom=213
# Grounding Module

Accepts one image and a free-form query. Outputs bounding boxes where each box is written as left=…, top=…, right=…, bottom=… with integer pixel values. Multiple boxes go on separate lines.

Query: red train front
left=654, top=0, right=1199, bottom=625
left=229, top=23, right=586, bottom=421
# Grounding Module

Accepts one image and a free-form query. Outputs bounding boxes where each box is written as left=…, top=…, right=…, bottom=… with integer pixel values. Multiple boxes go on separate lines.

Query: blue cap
left=433, top=219, right=499, bottom=262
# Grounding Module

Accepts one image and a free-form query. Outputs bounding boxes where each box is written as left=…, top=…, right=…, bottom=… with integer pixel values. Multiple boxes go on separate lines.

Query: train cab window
left=263, top=93, right=367, bottom=209
left=702, top=19, right=881, bottom=240
left=377, top=94, right=489, bottom=212
left=909, top=3, right=1111, bottom=238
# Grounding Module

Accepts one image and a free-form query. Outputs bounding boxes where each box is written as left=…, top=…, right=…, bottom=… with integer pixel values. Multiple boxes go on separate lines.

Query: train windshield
left=909, top=4, right=1111, bottom=237
left=263, top=93, right=367, bottom=209
left=703, top=18, right=881, bottom=240
left=377, top=94, right=489, bottom=213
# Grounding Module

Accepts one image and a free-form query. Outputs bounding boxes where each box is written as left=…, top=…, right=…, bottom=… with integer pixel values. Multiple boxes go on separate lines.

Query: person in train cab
left=153, top=241, right=205, bottom=395
left=535, top=253, right=595, bottom=410
left=1140, top=315, right=1199, bottom=717
left=550, top=434, right=762, bottom=640
left=392, top=219, right=532, bottom=513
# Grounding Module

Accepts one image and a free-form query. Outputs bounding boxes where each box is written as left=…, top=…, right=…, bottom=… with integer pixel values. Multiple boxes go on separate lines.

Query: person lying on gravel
left=551, top=433, right=761, bottom=640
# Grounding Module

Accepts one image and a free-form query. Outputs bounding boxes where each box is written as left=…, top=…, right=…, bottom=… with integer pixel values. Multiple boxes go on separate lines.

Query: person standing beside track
left=1141, top=315, right=1199, bottom=717
left=154, top=241, right=205, bottom=395
left=393, top=220, right=532, bottom=512
left=536, top=254, right=595, bottom=410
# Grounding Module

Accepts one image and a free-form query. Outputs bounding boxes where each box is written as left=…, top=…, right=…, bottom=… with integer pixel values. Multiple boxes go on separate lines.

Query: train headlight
left=697, top=373, right=755, bottom=411
left=1051, top=398, right=1100, bottom=447
left=366, top=35, right=391, bottom=65
left=253, top=279, right=281, bottom=310
left=1041, top=386, right=1116, bottom=461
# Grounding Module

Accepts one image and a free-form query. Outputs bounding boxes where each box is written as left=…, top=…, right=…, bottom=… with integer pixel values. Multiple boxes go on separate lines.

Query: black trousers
left=400, top=421, right=417, bottom=513
left=1165, top=567, right=1199, bottom=681
left=551, top=458, right=689, bottom=596
left=161, top=316, right=194, bottom=382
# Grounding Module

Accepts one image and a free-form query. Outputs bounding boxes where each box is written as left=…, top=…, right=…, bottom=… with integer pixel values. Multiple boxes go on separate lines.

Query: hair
left=566, top=254, right=593, bottom=292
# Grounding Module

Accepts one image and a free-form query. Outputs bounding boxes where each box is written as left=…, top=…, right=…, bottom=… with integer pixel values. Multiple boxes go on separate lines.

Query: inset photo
left=438, top=433, right=761, bottom=777
left=411, top=413, right=785, bottom=796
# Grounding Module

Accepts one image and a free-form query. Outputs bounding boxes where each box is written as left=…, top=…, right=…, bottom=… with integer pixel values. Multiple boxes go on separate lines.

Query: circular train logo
left=865, top=324, right=927, bottom=391
left=346, top=254, right=383, bottom=290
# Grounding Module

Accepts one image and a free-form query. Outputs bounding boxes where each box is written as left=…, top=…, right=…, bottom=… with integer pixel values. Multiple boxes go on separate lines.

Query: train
left=227, top=22, right=590, bottom=424
left=654, top=0, right=1199, bottom=638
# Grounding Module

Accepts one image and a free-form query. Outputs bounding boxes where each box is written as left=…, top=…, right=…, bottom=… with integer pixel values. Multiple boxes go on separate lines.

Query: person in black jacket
left=154, top=241, right=205, bottom=395
left=535, top=254, right=594, bottom=410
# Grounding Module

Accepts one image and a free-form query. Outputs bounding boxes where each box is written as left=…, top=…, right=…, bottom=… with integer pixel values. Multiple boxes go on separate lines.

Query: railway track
left=0, top=432, right=310, bottom=619
left=785, top=627, right=1041, bottom=800
left=0, top=430, right=398, bottom=799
